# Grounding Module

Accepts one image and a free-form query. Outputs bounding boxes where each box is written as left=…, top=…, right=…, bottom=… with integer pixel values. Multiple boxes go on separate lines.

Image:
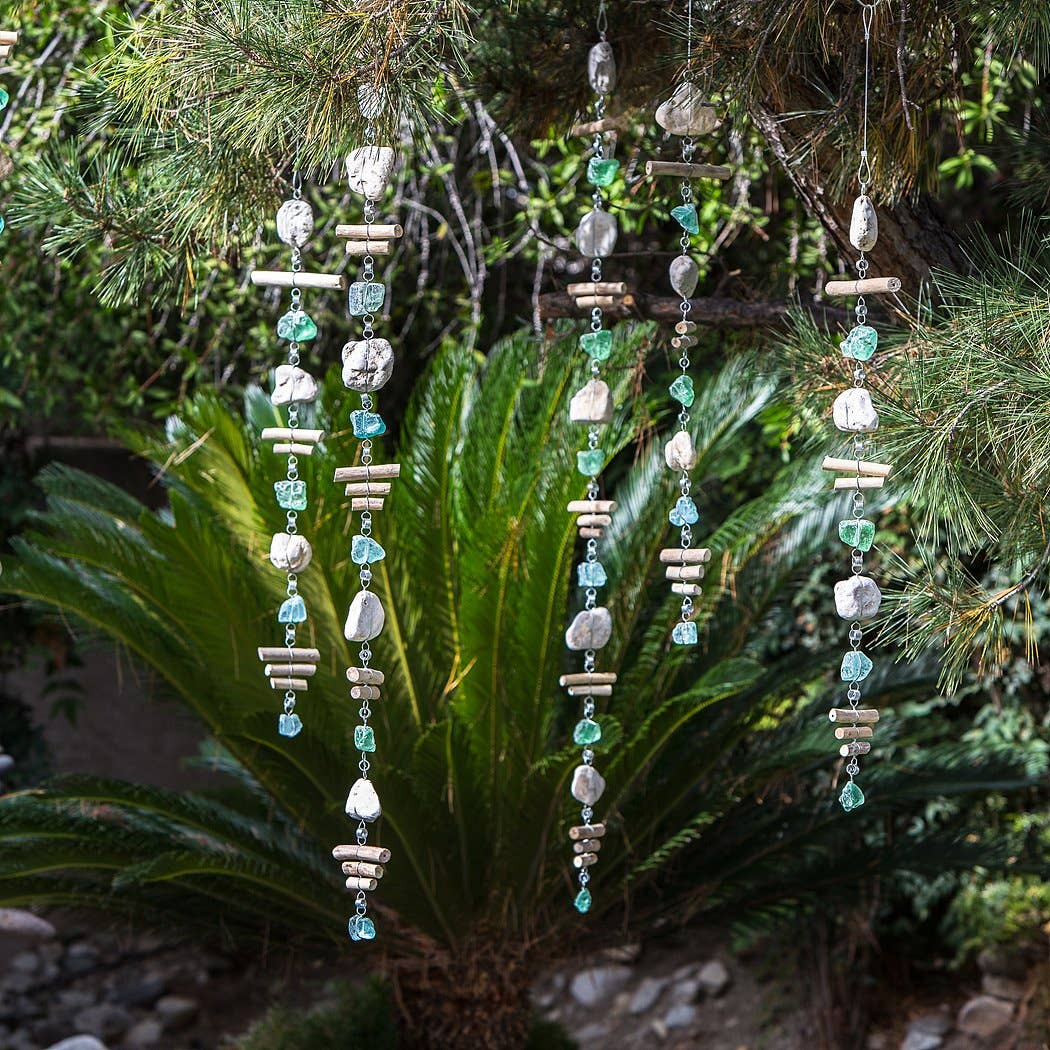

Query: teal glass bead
left=351, top=535, right=386, bottom=565
left=0, top=87, right=9, bottom=110
left=348, top=282, right=386, bottom=316
left=274, top=479, right=307, bottom=511
left=276, top=309, right=318, bottom=342
left=278, top=712, right=303, bottom=738
left=587, top=157, right=620, bottom=187
left=669, top=374, right=695, bottom=407
left=579, top=330, right=613, bottom=361
left=672, top=620, right=698, bottom=646
left=354, top=725, right=376, bottom=753
left=840, top=325, right=878, bottom=361
left=573, top=718, right=602, bottom=746
left=277, top=596, right=307, bottom=623
left=574, top=888, right=592, bottom=914
left=0, top=215, right=5, bottom=236
left=838, top=518, right=876, bottom=552
left=577, top=448, right=604, bottom=476
left=350, top=410, right=387, bottom=439
left=348, top=915, right=377, bottom=941
left=671, top=203, right=700, bottom=234
left=669, top=496, right=699, bottom=527
left=577, top=561, right=607, bottom=588
left=840, top=651, right=873, bottom=682
left=838, top=781, right=865, bottom=812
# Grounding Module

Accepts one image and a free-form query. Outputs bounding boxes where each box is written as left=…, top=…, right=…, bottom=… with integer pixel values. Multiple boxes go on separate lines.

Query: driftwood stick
left=334, top=464, right=401, bottom=482
left=828, top=708, right=880, bottom=724
left=258, top=647, right=319, bottom=662
left=567, top=500, right=617, bottom=514
left=822, top=456, right=892, bottom=477
left=570, top=115, right=630, bottom=137
left=833, top=477, right=885, bottom=490
left=568, top=684, right=614, bottom=697
left=251, top=271, right=346, bottom=291
left=336, top=223, right=403, bottom=239
left=333, top=844, right=391, bottom=864
left=559, top=672, right=617, bottom=686
left=566, top=282, right=627, bottom=296
left=644, top=160, right=733, bottom=181
left=569, top=823, right=606, bottom=841
left=824, top=277, right=902, bottom=297
left=660, top=548, right=712, bottom=564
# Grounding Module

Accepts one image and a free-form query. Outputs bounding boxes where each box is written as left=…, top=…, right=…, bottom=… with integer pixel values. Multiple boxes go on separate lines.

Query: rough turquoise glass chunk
left=0, top=88, right=9, bottom=110
left=277, top=596, right=307, bottom=623
left=672, top=620, right=698, bottom=646
left=573, top=888, right=592, bottom=914
left=276, top=309, right=318, bottom=342
left=351, top=535, right=386, bottom=565
left=838, top=518, right=876, bottom=552
left=573, top=718, right=602, bottom=746
left=671, top=203, right=700, bottom=234
left=669, top=374, right=695, bottom=407
left=348, top=915, right=377, bottom=941
left=840, top=325, right=878, bottom=362
left=839, top=781, right=865, bottom=812
left=577, top=448, right=603, bottom=476
left=577, top=561, right=607, bottom=588
left=840, top=651, right=873, bottom=682
left=274, top=479, right=307, bottom=511
left=587, top=157, right=620, bottom=187
left=350, top=410, right=387, bottom=439
left=579, top=330, right=613, bottom=361
left=669, top=496, right=699, bottom=527
left=278, top=712, right=303, bottom=738
left=0, top=215, right=5, bottom=236
left=348, top=282, right=386, bottom=316
left=354, top=725, right=376, bottom=753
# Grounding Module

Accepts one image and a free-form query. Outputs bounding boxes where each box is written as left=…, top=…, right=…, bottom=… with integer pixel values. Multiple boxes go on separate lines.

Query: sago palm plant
left=0, top=325, right=1036, bottom=1047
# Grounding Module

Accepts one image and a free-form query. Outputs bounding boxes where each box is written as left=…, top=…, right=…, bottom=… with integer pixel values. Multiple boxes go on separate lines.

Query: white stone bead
left=344, top=590, right=386, bottom=642
left=571, top=764, right=607, bottom=805
left=849, top=195, right=879, bottom=252
left=570, top=379, right=614, bottom=424
left=565, top=607, right=613, bottom=651
left=345, top=778, right=382, bottom=822
left=271, top=364, right=319, bottom=405
left=574, top=210, right=618, bottom=258
left=341, top=339, right=395, bottom=392
left=346, top=146, right=397, bottom=200
left=664, top=430, right=697, bottom=472
left=269, top=533, right=313, bottom=572
left=276, top=199, right=314, bottom=249
left=655, top=83, right=720, bottom=137
left=833, top=388, right=880, bottom=432
left=587, top=42, right=617, bottom=95
left=669, top=255, right=699, bottom=299
left=834, top=576, right=882, bottom=619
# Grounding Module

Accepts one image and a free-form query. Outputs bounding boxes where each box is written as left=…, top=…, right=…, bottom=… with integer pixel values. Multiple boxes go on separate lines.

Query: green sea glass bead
left=573, top=718, right=602, bottom=746
left=587, top=157, right=620, bottom=187
left=348, top=282, right=386, bottom=316
left=354, top=725, right=376, bottom=753
left=348, top=915, right=376, bottom=941
left=0, top=88, right=9, bottom=110
left=351, top=535, right=386, bottom=565
left=577, top=561, right=607, bottom=588
left=840, top=651, right=873, bottom=682
left=579, top=330, right=613, bottom=361
left=276, top=310, right=318, bottom=342
left=838, top=518, right=876, bottom=552
left=574, top=888, right=592, bottom=914
left=577, top=448, right=604, bottom=476
left=839, top=781, right=865, bottom=812
left=274, top=479, right=307, bottom=511
left=671, top=203, right=700, bottom=234
left=840, top=325, right=878, bottom=361
left=669, top=374, right=695, bottom=407
left=350, top=410, right=387, bottom=439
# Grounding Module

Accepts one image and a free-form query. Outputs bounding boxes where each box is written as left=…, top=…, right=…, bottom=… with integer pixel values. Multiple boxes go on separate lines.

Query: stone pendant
left=573, top=210, right=618, bottom=258
left=587, top=42, right=617, bottom=95
left=664, top=430, right=697, bottom=472
left=669, top=255, right=699, bottom=299
left=276, top=199, right=314, bottom=249
left=345, top=777, right=382, bottom=821
left=833, top=576, right=882, bottom=620
left=849, top=196, right=878, bottom=252
left=565, top=607, right=613, bottom=651
left=346, top=146, right=397, bottom=200
left=271, top=364, right=319, bottom=406
left=344, top=590, right=386, bottom=642
left=269, top=533, right=313, bottom=572
left=570, top=379, right=614, bottom=424
left=570, top=764, right=607, bottom=805
left=833, top=388, right=880, bottom=432
left=342, top=339, right=395, bottom=392
left=655, top=82, right=720, bottom=136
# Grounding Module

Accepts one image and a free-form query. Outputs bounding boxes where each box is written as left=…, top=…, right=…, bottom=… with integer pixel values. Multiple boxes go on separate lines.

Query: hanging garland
left=330, top=90, right=403, bottom=944
left=819, top=0, right=902, bottom=812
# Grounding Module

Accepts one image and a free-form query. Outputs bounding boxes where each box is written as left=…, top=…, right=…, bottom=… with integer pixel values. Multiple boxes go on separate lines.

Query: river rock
left=275, top=199, right=314, bottom=249
left=44, top=1039, right=110, bottom=1050
left=697, top=958, right=731, bottom=996
left=656, top=82, right=720, bottom=136
left=587, top=42, right=617, bottom=95
left=0, top=753, right=13, bottom=775
left=123, top=1019, right=164, bottom=1048
left=344, top=590, right=385, bottom=641
left=269, top=533, right=313, bottom=573
left=629, top=976, right=670, bottom=1014
left=570, top=964, right=631, bottom=1007
left=345, top=777, right=382, bottom=821
left=346, top=146, right=397, bottom=199
left=849, top=195, right=878, bottom=252
left=833, top=388, right=880, bottom=432
left=664, top=1003, right=699, bottom=1029
left=570, top=379, right=614, bottom=423
left=664, top=430, right=697, bottom=472
left=669, top=255, right=699, bottom=299
left=834, top=576, right=882, bottom=619
left=0, top=909, right=56, bottom=940
left=155, top=995, right=199, bottom=1031
left=574, top=209, right=618, bottom=258
left=565, top=607, right=612, bottom=650
left=981, top=973, right=1026, bottom=1001
left=977, top=945, right=1030, bottom=981
left=72, top=1003, right=132, bottom=1040
left=271, top=364, right=319, bottom=405
left=341, top=338, right=395, bottom=392
left=956, top=995, right=1013, bottom=1037
left=570, top=764, right=607, bottom=805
